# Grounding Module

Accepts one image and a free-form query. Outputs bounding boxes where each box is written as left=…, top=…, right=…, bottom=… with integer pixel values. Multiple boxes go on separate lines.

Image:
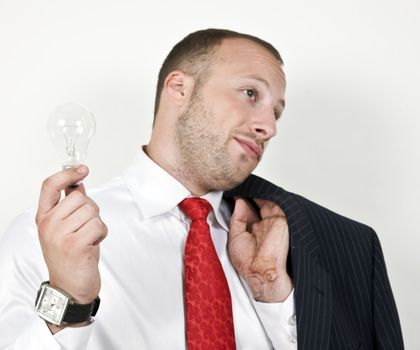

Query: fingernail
left=77, top=165, right=88, bottom=174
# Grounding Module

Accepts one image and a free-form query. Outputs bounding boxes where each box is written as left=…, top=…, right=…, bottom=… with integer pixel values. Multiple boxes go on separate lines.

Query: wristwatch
left=35, top=281, right=100, bottom=326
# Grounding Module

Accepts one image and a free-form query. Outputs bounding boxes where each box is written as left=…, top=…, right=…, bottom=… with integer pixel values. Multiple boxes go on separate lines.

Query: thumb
left=36, top=165, right=89, bottom=217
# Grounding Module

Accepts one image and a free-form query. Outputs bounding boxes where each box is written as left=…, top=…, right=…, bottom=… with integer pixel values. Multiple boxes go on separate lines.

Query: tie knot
left=179, top=197, right=212, bottom=221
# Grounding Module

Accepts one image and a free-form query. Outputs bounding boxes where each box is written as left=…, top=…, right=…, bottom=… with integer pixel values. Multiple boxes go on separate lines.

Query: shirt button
left=290, top=337, right=297, bottom=343
left=289, top=314, right=297, bottom=326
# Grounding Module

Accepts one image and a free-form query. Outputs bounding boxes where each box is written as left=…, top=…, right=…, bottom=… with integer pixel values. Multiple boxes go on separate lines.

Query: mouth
left=234, top=137, right=262, bottom=161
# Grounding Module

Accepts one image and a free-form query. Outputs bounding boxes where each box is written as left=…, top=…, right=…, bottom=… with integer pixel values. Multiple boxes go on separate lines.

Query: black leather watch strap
left=64, top=296, right=101, bottom=323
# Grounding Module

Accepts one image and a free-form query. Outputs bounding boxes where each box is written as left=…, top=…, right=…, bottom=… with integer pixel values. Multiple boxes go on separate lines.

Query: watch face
left=36, top=285, right=69, bottom=325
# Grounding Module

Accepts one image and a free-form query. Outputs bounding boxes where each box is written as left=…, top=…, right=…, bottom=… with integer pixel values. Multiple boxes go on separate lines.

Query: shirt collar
left=123, top=147, right=230, bottom=231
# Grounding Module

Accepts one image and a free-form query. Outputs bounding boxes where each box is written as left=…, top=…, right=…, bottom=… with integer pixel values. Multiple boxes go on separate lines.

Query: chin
left=203, top=152, right=257, bottom=191
left=211, top=169, right=253, bottom=192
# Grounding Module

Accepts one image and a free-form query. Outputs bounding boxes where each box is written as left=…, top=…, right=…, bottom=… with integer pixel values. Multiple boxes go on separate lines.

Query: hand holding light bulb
left=35, top=103, right=107, bottom=334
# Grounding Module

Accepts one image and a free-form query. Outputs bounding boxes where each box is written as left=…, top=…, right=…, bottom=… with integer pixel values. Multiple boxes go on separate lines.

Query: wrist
left=251, top=273, right=293, bottom=303
left=48, top=280, right=99, bottom=305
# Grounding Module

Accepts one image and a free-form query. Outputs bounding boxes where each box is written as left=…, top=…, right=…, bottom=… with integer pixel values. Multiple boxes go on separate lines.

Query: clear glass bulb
left=47, top=103, right=96, bottom=168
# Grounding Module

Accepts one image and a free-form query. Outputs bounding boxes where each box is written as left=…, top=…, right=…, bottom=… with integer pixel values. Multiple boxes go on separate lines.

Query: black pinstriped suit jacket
left=225, top=174, right=404, bottom=350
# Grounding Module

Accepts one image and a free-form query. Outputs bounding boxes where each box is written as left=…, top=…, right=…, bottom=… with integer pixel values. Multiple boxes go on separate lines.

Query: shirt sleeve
left=252, top=289, right=297, bottom=349
left=0, top=210, right=94, bottom=350
left=53, top=321, right=95, bottom=350
left=2, top=315, right=94, bottom=350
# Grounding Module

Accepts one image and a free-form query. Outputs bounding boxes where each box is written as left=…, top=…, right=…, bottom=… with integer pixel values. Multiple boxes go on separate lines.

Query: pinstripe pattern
left=225, top=174, right=404, bottom=350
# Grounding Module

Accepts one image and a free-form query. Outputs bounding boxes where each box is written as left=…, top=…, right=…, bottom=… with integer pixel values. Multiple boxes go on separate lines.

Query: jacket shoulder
left=226, top=174, right=377, bottom=248
left=291, top=191, right=375, bottom=236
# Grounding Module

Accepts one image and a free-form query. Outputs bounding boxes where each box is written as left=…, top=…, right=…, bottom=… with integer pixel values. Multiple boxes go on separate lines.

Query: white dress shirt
left=0, top=149, right=297, bottom=349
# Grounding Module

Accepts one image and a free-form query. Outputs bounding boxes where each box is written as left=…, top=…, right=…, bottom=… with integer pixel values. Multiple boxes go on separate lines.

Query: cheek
left=212, top=100, right=250, bottom=131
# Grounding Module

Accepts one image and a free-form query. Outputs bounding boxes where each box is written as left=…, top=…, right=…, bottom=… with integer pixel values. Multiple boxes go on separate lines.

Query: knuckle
left=101, top=227, right=108, bottom=240
left=91, top=200, right=100, bottom=213
left=94, top=217, right=108, bottom=234
left=89, top=200, right=100, bottom=213
left=100, top=221, right=108, bottom=240
left=275, top=215, right=286, bottom=224
left=35, top=212, right=42, bottom=226
left=92, top=217, right=103, bottom=227
left=102, top=222, right=108, bottom=235
left=37, top=220, right=47, bottom=233
left=37, top=216, right=53, bottom=236
left=86, top=203, right=98, bottom=215
left=41, top=178, right=53, bottom=192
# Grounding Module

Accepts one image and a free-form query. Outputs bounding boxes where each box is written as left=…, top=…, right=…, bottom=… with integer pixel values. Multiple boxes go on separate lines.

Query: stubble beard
left=174, top=92, right=255, bottom=193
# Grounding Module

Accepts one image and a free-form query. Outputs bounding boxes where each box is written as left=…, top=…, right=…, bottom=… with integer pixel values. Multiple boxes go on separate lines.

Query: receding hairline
left=215, top=36, right=283, bottom=59
left=204, top=37, right=284, bottom=74
left=179, top=36, right=283, bottom=77
left=189, top=36, right=284, bottom=90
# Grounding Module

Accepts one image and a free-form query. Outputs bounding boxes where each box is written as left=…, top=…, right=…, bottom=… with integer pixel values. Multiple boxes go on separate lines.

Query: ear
left=163, top=71, right=194, bottom=107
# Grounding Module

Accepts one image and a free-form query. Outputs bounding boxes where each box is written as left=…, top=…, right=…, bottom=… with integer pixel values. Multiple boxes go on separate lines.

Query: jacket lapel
left=224, top=175, right=332, bottom=350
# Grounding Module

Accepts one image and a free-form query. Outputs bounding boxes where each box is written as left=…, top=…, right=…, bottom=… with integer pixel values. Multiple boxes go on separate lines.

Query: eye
left=274, top=110, right=281, bottom=121
left=243, top=88, right=257, bottom=100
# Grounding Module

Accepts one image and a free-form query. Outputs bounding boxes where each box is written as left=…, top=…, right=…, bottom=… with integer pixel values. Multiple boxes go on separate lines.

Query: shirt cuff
left=10, top=314, right=95, bottom=350
left=8, top=315, right=61, bottom=350
left=252, top=289, right=298, bottom=349
left=54, top=318, right=95, bottom=350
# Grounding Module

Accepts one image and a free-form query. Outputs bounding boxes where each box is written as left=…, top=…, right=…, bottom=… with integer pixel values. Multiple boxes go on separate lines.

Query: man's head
left=153, top=29, right=283, bottom=120
left=148, top=28, right=286, bottom=195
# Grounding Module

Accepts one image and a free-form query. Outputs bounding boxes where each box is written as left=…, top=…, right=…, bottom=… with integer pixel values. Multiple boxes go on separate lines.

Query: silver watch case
left=35, top=284, right=74, bottom=326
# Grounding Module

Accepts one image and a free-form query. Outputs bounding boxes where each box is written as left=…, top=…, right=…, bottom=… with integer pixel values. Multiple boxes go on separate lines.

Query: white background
left=1, top=0, right=419, bottom=347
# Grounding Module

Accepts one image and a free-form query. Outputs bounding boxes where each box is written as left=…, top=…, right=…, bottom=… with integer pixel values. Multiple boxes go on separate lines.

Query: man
left=0, top=29, right=404, bottom=349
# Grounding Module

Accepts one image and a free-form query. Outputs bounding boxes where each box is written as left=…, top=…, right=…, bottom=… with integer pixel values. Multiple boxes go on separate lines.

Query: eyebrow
left=242, top=75, right=286, bottom=109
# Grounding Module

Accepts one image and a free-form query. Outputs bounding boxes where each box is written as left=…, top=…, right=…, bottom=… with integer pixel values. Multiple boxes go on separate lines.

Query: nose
left=250, top=109, right=277, bottom=141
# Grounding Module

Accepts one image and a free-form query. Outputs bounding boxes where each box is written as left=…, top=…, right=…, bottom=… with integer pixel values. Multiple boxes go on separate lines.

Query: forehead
left=209, top=38, right=286, bottom=86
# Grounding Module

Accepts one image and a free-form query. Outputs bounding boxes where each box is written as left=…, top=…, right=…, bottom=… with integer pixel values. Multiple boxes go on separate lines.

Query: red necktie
left=179, top=197, right=236, bottom=350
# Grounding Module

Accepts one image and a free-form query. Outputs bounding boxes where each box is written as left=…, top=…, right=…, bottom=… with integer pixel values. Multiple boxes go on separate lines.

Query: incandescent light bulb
left=47, top=103, right=96, bottom=168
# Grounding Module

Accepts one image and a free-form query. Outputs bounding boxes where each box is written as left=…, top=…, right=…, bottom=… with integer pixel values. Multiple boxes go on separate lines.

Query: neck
left=144, top=142, right=210, bottom=197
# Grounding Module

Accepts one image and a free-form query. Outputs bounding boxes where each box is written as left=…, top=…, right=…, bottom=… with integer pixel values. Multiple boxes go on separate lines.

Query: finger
left=61, top=202, right=99, bottom=233
left=37, top=165, right=89, bottom=217
left=52, top=191, right=98, bottom=221
left=236, top=197, right=260, bottom=223
left=229, top=198, right=258, bottom=240
left=75, top=217, right=108, bottom=246
left=253, top=198, right=286, bottom=218
left=258, top=220, right=290, bottom=262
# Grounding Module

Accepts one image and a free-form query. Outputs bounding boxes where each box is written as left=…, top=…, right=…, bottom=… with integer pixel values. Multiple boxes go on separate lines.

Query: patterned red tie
left=179, top=197, right=236, bottom=350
